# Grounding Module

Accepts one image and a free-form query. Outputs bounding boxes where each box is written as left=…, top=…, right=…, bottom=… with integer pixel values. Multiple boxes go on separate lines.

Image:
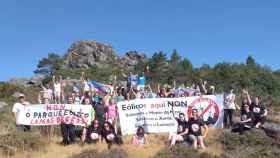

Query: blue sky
left=0, top=0, right=280, bottom=81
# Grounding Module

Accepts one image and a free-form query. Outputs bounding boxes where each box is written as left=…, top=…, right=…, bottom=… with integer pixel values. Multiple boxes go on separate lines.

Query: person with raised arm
left=168, top=105, right=189, bottom=146
left=232, top=104, right=254, bottom=134
left=187, top=109, right=208, bottom=150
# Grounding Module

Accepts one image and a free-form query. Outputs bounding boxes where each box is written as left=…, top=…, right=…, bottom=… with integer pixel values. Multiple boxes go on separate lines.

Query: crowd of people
left=12, top=71, right=268, bottom=149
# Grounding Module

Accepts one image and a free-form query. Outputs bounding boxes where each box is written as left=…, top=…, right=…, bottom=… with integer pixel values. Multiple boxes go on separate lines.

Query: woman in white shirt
left=53, top=76, right=62, bottom=104
left=223, top=88, right=240, bottom=128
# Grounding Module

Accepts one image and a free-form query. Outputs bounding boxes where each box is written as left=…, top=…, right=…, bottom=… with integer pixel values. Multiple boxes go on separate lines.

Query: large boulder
left=28, top=74, right=46, bottom=86
left=64, top=40, right=147, bottom=71
left=262, top=122, right=280, bottom=141
left=64, top=40, right=119, bottom=68
left=119, top=51, right=146, bottom=70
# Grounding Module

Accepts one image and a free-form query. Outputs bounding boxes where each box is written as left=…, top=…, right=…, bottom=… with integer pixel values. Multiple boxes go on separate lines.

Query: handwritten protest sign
left=117, top=95, right=224, bottom=135
left=17, top=104, right=94, bottom=126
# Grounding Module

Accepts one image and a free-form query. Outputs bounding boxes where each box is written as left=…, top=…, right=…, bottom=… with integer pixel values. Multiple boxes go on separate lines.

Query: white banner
left=117, top=95, right=224, bottom=135
left=17, top=104, right=94, bottom=126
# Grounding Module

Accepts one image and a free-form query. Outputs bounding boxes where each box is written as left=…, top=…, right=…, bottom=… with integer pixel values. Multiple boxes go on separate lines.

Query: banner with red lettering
left=17, top=104, right=94, bottom=126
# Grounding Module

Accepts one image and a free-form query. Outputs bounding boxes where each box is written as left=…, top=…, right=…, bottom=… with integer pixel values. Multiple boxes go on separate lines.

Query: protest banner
left=117, top=95, right=224, bottom=135
left=17, top=104, right=94, bottom=126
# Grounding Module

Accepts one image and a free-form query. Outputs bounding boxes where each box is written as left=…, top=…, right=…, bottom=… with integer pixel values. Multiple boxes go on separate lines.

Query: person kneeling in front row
left=102, top=121, right=123, bottom=149
left=187, top=109, right=208, bottom=150
left=82, top=119, right=102, bottom=144
left=131, top=126, right=149, bottom=145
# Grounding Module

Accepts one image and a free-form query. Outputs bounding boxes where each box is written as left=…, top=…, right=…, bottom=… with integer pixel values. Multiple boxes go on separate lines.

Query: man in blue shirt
left=137, top=72, right=145, bottom=91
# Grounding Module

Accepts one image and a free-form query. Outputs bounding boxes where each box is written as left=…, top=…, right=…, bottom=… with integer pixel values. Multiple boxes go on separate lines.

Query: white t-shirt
left=42, top=89, right=53, bottom=99
left=12, top=102, right=30, bottom=125
left=83, top=81, right=90, bottom=92
left=224, top=93, right=236, bottom=109
left=54, top=83, right=61, bottom=93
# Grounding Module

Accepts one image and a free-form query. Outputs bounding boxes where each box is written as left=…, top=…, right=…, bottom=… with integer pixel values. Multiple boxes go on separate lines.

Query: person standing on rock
left=12, top=93, right=31, bottom=132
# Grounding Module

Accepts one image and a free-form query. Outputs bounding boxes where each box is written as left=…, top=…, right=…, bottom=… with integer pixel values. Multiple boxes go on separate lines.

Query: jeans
left=16, top=125, right=31, bottom=132
left=61, top=124, right=75, bottom=145
left=224, top=109, right=235, bottom=128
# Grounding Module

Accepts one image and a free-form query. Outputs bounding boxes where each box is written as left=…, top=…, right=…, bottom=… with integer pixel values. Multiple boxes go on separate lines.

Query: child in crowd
left=131, top=126, right=148, bottom=145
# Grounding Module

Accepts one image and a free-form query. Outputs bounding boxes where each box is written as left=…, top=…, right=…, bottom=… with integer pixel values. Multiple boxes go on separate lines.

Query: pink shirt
left=107, top=104, right=117, bottom=119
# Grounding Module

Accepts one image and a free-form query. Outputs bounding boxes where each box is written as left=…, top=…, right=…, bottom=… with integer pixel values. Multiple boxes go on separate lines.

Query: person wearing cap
left=187, top=109, right=208, bottom=150
left=12, top=94, right=31, bottom=132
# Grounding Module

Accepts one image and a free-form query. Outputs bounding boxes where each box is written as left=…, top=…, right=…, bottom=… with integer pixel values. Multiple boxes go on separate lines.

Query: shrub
left=153, top=144, right=218, bottom=158
left=70, top=148, right=129, bottom=158
left=99, top=148, right=128, bottom=158
left=0, top=131, right=47, bottom=156
left=70, top=149, right=100, bottom=158
left=219, top=129, right=280, bottom=158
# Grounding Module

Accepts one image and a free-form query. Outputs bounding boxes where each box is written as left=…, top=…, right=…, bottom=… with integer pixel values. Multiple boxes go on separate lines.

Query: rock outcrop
left=64, top=40, right=119, bottom=68
left=119, top=51, right=146, bottom=69
left=8, top=78, right=30, bottom=87
left=64, top=40, right=146, bottom=70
